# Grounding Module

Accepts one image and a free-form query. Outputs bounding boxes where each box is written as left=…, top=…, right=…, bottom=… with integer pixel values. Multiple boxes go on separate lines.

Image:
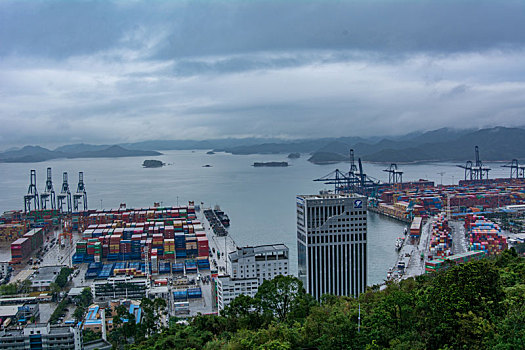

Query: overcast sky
left=1, top=0, right=525, bottom=148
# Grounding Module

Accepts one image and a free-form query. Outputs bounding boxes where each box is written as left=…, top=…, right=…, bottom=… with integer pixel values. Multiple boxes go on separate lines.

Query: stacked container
left=465, top=215, right=507, bottom=255
left=151, top=248, right=158, bottom=274
left=428, top=214, right=452, bottom=258
left=10, top=237, right=31, bottom=264
left=0, top=224, right=26, bottom=242
left=197, top=237, right=209, bottom=257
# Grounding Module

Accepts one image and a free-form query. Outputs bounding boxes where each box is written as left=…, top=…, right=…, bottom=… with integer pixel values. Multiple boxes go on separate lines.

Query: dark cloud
left=1, top=1, right=525, bottom=148
left=2, top=1, right=525, bottom=60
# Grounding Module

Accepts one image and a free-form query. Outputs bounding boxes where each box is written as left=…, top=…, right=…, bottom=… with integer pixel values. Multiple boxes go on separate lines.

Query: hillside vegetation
left=125, top=249, right=525, bottom=350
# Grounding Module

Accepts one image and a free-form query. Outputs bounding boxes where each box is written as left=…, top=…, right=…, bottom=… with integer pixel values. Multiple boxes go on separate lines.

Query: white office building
left=216, top=244, right=289, bottom=311
left=297, top=193, right=367, bottom=300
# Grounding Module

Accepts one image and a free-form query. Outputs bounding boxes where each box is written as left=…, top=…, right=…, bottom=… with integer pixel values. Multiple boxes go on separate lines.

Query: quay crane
left=314, top=149, right=380, bottom=196
left=23, top=170, right=39, bottom=212
left=383, top=163, right=403, bottom=184
left=57, top=172, right=72, bottom=213
left=502, top=159, right=525, bottom=179
left=457, top=146, right=491, bottom=180
left=40, top=167, right=56, bottom=210
left=73, top=172, right=88, bottom=211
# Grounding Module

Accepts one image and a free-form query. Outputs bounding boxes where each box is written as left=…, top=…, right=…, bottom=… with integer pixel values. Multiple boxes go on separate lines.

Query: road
left=449, top=220, right=468, bottom=254
left=396, top=218, right=432, bottom=280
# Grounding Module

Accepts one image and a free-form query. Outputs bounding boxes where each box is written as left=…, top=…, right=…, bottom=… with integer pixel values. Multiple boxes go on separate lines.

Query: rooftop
left=31, top=265, right=64, bottom=284
left=229, top=244, right=289, bottom=261
left=298, top=193, right=362, bottom=200
left=0, top=305, right=21, bottom=317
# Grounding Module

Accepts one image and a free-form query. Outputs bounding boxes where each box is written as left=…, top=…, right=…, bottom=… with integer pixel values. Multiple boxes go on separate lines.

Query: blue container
left=107, top=254, right=119, bottom=261
left=187, top=287, right=202, bottom=299
left=173, top=290, right=188, bottom=300
left=173, top=263, right=184, bottom=274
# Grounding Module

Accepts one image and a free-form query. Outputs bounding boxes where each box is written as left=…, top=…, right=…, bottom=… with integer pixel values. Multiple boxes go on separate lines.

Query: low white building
left=30, top=266, right=64, bottom=291
left=216, top=244, right=289, bottom=311
left=92, top=276, right=149, bottom=301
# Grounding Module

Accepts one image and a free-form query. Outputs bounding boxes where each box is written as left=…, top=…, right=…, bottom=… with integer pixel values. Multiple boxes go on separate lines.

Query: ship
left=395, top=237, right=405, bottom=251
left=213, top=209, right=230, bottom=227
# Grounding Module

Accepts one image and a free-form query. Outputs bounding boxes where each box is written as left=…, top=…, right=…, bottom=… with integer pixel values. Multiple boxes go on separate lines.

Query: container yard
left=71, top=205, right=211, bottom=277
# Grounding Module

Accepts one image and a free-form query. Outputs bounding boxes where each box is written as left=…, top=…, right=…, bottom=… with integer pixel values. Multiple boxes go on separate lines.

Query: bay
left=0, top=150, right=511, bottom=285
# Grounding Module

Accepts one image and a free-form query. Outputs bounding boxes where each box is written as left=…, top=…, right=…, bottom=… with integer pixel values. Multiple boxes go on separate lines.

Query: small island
left=288, top=153, right=300, bottom=159
left=253, top=162, right=288, bottom=167
left=142, top=160, right=165, bottom=168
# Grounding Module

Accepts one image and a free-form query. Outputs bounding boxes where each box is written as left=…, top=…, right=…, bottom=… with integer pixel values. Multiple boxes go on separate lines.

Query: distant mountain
left=0, top=146, right=67, bottom=163
left=54, top=143, right=110, bottom=153
left=3, top=127, right=522, bottom=164
left=120, top=138, right=281, bottom=151
left=68, top=145, right=161, bottom=159
left=308, top=127, right=525, bottom=164
left=0, top=145, right=161, bottom=163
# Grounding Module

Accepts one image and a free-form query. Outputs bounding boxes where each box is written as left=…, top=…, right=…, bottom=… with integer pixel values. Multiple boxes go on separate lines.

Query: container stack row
left=83, top=258, right=210, bottom=279
left=10, top=228, right=43, bottom=264
left=425, top=250, right=485, bottom=273
left=173, top=287, right=202, bottom=300
left=86, top=205, right=197, bottom=226
left=465, top=215, right=508, bottom=255
left=378, top=178, right=525, bottom=220
left=0, top=223, right=27, bottom=242
left=428, top=214, right=452, bottom=258
left=410, top=217, right=423, bottom=238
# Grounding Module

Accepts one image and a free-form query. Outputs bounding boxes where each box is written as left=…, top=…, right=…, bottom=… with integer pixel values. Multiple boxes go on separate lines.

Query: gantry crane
left=73, top=172, right=88, bottom=211
left=502, top=159, right=525, bottom=179
left=24, top=170, right=39, bottom=212
left=457, top=146, right=491, bottom=180
left=40, top=167, right=56, bottom=210
left=383, top=163, right=403, bottom=184
left=57, top=172, right=72, bottom=213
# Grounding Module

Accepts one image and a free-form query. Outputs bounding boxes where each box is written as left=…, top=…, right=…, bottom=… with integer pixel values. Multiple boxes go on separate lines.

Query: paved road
left=399, top=218, right=432, bottom=280
left=450, top=220, right=468, bottom=254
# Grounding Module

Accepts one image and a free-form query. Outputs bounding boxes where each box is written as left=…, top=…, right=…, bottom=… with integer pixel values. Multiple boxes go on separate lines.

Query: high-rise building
left=216, top=244, right=289, bottom=311
left=297, top=193, right=367, bottom=300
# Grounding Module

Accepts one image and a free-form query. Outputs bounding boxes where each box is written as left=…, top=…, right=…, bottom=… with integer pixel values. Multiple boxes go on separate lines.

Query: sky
left=1, top=0, right=525, bottom=149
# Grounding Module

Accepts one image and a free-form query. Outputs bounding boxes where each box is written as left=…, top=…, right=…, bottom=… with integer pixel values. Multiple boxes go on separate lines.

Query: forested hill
left=121, top=248, right=525, bottom=350
left=307, top=126, right=525, bottom=164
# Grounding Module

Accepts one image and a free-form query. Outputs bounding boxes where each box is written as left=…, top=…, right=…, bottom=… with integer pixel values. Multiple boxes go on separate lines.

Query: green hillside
left=119, top=249, right=525, bottom=350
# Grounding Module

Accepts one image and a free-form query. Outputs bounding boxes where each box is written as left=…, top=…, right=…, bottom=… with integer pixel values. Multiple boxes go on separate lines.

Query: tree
left=55, top=267, right=73, bottom=288
left=221, top=294, right=263, bottom=331
left=139, top=298, right=167, bottom=338
left=82, top=329, right=100, bottom=342
left=255, top=275, right=316, bottom=323
left=0, top=283, right=18, bottom=295
left=77, top=287, right=93, bottom=307
left=20, top=279, right=32, bottom=294
left=49, top=282, right=61, bottom=302
left=73, top=306, right=86, bottom=322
